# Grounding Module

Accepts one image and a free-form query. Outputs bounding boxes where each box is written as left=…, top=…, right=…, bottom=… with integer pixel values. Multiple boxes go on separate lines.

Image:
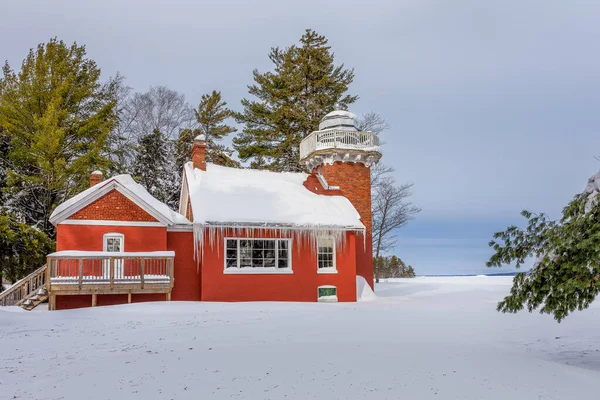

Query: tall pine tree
left=177, top=91, right=238, bottom=168
left=234, top=29, right=357, bottom=172
left=132, top=129, right=179, bottom=209
left=0, top=38, right=118, bottom=238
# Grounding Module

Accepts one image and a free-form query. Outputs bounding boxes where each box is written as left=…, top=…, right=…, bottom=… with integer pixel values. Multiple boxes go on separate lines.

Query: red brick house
left=45, top=107, right=381, bottom=310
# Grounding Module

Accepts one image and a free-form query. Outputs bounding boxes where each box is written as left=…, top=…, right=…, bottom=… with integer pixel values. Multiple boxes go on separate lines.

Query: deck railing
left=300, top=129, right=380, bottom=160
left=47, top=251, right=175, bottom=293
left=0, top=264, right=47, bottom=306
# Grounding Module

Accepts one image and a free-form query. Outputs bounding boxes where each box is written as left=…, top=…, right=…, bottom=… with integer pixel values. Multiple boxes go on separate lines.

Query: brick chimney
left=90, top=170, right=103, bottom=187
left=191, top=134, right=207, bottom=171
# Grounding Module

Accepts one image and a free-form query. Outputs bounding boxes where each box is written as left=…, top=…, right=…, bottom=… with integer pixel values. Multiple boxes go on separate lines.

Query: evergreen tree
left=234, top=29, right=357, bottom=171
left=177, top=91, right=238, bottom=168
left=488, top=171, right=600, bottom=322
left=132, top=129, right=179, bottom=209
left=0, top=211, right=54, bottom=285
left=373, top=255, right=416, bottom=279
left=0, top=38, right=118, bottom=237
left=0, top=129, right=10, bottom=207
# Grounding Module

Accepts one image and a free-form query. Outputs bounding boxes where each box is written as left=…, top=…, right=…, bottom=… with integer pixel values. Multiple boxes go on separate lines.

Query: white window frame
left=102, top=233, right=124, bottom=252
left=223, top=238, right=293, bottom=274
left=317, top=237, right=337, bottom=274
left=317, top=285, right=338, bottom=302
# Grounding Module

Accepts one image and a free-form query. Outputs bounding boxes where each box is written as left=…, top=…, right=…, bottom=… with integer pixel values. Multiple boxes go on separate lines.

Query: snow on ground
left=2, top=277, right=600, bottom=399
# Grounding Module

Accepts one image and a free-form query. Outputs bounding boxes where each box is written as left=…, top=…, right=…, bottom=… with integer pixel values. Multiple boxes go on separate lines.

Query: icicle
left=193, top=222, right=365, bottom=264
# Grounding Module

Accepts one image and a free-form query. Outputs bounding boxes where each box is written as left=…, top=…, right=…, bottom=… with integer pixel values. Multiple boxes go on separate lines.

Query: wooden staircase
left=0, top=264, right=48, bottom=310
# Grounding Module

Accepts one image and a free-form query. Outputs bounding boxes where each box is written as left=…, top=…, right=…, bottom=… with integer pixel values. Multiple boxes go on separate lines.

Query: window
left=318, top=285, right=338, bottom=302
left=102, top=233, right=124, bottom=278
left=225, top=239, right=291, bottom=272
left=317, top=237, right=336, bottom=272
left=103, top=233, right=124, bottom=252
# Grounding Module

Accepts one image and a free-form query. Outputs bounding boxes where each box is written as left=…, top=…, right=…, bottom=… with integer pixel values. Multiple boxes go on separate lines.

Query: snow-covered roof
left=318, top=108, right=358, bottom=131
left=184, top=162, right=364, bottom=230
left=50, top=174, right=190, bottom=226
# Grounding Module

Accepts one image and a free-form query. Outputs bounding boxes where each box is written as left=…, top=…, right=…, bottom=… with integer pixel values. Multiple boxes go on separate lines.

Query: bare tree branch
left=357, top=112, right=390, bottom=135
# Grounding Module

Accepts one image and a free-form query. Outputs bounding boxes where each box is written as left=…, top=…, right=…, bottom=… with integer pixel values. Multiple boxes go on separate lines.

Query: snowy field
left=2, top=277, right=600, bottom=400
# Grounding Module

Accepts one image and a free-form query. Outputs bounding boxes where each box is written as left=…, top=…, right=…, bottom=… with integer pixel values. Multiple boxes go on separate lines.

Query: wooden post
left=49, top=294, right=56, bottom=311
left=140, top=258, right=145, bottom=289
left=78, top=258, right=83, bottom=289
left=46, top=258, right=51, bottom=294
left=128, top=293, right=132, bottom=304
left=166, top=291, right=171, bottom=301
left=109, top=257, right=115, bottom=290
left=168, top=258, right=174, bottom=288
left=92, top=293, right=97, bottom=307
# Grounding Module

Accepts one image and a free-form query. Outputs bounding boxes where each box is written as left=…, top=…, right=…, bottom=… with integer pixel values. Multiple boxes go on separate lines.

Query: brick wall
left=317, top=162, right=374, bottom=288
left=70, top=190, right=158, bottom=222
left=317, top=162, right=372, bottom=233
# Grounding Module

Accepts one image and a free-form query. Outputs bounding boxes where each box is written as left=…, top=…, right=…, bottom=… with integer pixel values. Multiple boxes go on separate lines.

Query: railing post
left=169, top=258, right=174, bottom=288
left=140, top=258, right=145, bottom=289
left=110, top=257, right=115, bottom=290
left=78, top=258, right=83, bottom=289
left=46, top=258, right=51, bottom=294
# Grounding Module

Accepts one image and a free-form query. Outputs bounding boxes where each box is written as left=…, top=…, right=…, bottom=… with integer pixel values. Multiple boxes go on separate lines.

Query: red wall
left=317, top=162, right=374, bottom=289
left=55, top=225, right=359, bottom=306
left=54, top=224, right=171, bottom=310
left=167, top=231, right=201, bottom=301
left=200, top=229, right=357, bottom=302
left=56, top=225, right=167, bottom=252
left=55, top=295, right=93, bottom=310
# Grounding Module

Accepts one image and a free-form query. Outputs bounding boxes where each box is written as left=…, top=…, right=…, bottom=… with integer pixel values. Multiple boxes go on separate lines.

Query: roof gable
left=50, top=175, right=190, bottom=226
left=69, top=189, right=159, bottom=222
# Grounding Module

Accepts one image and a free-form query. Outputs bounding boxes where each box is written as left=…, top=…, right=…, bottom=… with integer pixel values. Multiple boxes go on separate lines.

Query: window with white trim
left=103, top=233, right=124, bottom=252
left=225, top=239, right=291, bottom=270
left=317, top=237, right=335, bottom=270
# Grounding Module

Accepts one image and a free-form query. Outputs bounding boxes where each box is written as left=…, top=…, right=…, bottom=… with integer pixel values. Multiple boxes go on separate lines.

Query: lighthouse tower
left=299, top=105, right=382, bottom=289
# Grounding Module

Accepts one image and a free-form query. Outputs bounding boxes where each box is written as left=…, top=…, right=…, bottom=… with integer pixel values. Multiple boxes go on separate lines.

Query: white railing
left=47, top=251, right=174, bottom=291
left=300, top=129, right=380, bottom=160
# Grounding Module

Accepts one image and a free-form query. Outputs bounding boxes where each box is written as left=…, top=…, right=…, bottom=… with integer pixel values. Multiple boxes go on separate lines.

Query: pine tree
left=132, top=129, right=179, bottom=209
left=0, top=38, right=118, bottom=238
left=488, top=171, right=600, bottom=322
left=177, top=91, right=238, bottom=168
left=0, top=211, right=54, bottom=285
left=234, top=29, right=357, bottom=172
left=0, top=129, right=10, bottom=207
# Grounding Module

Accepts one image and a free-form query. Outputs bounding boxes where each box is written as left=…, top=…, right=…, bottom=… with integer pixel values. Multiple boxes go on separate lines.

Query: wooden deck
left=46, top=251, right=175, bottom=310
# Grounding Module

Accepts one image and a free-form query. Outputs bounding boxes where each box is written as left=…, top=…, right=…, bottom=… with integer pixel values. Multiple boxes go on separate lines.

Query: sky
left=3, top=0, right=600, bottom=275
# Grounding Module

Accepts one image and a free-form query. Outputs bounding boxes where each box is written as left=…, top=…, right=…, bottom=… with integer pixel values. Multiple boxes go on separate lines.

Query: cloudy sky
left=4, top=0, right=600, bottom=275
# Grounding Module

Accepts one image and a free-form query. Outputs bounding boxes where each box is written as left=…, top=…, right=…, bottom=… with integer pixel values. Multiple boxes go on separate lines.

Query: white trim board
left=60, top=220, right=166, bottom=227
left=50, top=180, right=173, bottom=226
left=167, top=225, right=194, bottom=232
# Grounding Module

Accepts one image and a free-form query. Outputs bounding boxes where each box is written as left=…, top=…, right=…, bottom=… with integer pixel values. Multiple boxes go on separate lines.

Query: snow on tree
left=110, top=84, right=197, bottom=205
left=234, top=29, right=357, bottom=172
left=0, top=38, right=118, bottom=238
left=488, top=171, right=600, bottom=322
left=0, top=211, right=55, bottom=285
left=132, top=129, right=179, bottom=210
